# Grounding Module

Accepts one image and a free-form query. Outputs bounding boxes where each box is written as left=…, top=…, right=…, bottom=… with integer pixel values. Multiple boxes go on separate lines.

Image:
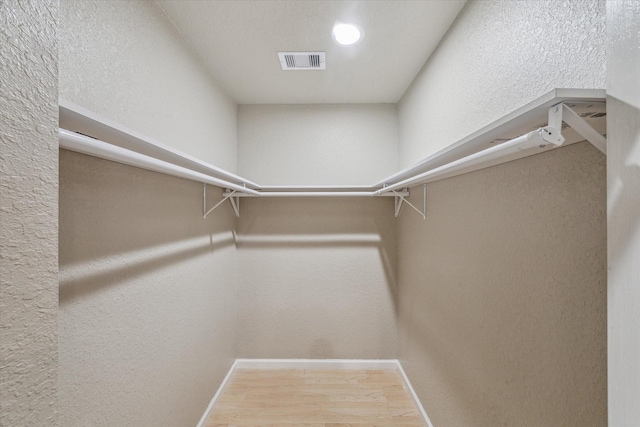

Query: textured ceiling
left=156, top=0, right=466, bottom=104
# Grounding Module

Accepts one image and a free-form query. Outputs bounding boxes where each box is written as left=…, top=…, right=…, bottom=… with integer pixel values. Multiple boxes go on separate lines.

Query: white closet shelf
left=59, top=88, right=606, bottom=219
left=59, top=99, right=260, bottom=190
left=376, top=88, right=606, bottom=188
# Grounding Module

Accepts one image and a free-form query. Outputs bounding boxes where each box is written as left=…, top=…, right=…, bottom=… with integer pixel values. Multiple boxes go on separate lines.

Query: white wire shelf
left=59, top=88, right=606, bottom=218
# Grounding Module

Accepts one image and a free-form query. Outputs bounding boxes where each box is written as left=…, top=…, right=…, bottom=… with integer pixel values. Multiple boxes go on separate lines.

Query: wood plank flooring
left=205, top=368, right=425, bottom=427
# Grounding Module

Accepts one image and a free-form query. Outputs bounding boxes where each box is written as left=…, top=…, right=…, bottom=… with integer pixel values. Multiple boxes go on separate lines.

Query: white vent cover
left=278, top=52, right=325, bottom=70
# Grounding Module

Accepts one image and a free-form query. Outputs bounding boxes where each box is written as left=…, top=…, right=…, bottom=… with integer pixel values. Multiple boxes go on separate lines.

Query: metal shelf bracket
left=548, top=103, right=607, bottom=154
left=229, top=192, right=240, bottom=218
left=203, top=184, right=240, bottom=218
left=393, top=185, right=426, bottom=220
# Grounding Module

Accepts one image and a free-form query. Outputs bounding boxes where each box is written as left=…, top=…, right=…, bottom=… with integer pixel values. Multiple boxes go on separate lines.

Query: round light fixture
left=332, top=23, right=363, bottom=46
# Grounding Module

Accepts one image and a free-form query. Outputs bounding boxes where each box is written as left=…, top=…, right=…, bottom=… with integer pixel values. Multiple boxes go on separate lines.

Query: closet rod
left=375, top=126, right=564, bottom=195
left=59, top=100, right=260, bottom=190
left=223, top=191, right=404, bottom=198
left=253, top=191, right=376, bottom=197
left=258, top=185, right=375, bottom=191
left=59, top=129, right=259, bottom=195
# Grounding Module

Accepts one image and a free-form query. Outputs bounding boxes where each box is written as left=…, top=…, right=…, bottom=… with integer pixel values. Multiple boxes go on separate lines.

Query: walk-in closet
left=2, top=1, right=638, bottom=426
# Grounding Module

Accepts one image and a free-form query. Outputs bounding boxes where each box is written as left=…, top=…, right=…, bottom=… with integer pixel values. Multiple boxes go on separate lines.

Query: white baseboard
left=235, top=358, right=400, bottom=370
left=396, top=361, right=434, bottom=427
left=196, top=358, right=432, bottom=427
left=195, top=359, right=238, bottom=427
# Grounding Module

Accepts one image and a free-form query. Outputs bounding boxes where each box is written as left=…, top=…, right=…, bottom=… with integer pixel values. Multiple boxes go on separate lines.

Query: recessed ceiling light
left=332, top=23, right=363, bottom=46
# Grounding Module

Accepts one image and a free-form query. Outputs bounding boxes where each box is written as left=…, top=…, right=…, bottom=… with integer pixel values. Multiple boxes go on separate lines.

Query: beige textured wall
left=396, top=1, right=608, bottom=425
left=398, top=142, right=607, bottom=426
left=0, top=1, right=59, bottom=425
left=59, top=151, right=237, bottom=426
left=236, top=103, right=400, bottom=359
left=606, top=1, right=640, bottom=424
left=238, top=104, right=398, bottom=185
left=398, top=0, right=606, bottom=168
left=58, top=1, right=240, bottom=425
left=59, top=0, right=237, bottom=171
left=237, top=197, right=398, bottom=359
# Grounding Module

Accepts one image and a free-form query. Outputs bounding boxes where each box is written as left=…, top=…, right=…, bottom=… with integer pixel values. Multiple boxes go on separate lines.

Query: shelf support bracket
left=229, top=192, right=240, bottom=218
left=394, top=191, right=404, bottom=217
left=548, top=103, right=607, bottom=154
left=203, top=184, right=239, bottom=218
left=393, top=185, right=426, bottom=220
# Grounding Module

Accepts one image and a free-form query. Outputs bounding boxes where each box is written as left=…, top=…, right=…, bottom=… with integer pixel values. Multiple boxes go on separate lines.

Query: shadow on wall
left=59, top=150, right=235, bottom=265
left=59, top=234, right=235, bottom=305
left=235, top=196, right=399, bottom=310
left=235, top=196, right=400, bottom=359
left=397, top=142, right=607, bottom=426
left=58, top=151, right=238, bottom=427
left=59, top=150, right=236, bottom=305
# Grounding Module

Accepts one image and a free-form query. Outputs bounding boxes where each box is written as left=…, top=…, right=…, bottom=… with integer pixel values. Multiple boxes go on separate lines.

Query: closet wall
left=396, top=1, right=607, bottom=426
left=58, top=1, right=238, bottom=425
left=238, top=104, right=398, bottom=185
left=52, top=0, right=616, bottom=426
left=236, top=104, right=399, bottom=358
left=236, top=197, right=398, bottom=359
left=0, top=1, right=59, bottom=425
left=59, top=0, right=237, bottom=171
left=398, top=0, right=606, bottom=167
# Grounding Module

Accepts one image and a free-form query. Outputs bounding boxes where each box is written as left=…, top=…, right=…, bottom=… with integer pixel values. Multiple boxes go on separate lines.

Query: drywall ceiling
left=156, top=0, right=466, bottom=104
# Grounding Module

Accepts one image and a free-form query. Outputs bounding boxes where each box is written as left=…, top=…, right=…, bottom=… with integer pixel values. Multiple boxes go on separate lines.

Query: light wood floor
left=205, top=368, right=425, bottom=427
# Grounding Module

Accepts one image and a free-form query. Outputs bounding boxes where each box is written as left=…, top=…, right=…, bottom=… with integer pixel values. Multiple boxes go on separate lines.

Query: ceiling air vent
left=278, top=52, right=325, bottom=70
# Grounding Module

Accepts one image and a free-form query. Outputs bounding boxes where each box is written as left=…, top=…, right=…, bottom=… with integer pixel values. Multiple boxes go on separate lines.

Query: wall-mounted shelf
left=376, top=88, right=606, bottom=188
left=59, top=88, right=606, bottom=219
left=59, top=100, right=260, bottom=190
